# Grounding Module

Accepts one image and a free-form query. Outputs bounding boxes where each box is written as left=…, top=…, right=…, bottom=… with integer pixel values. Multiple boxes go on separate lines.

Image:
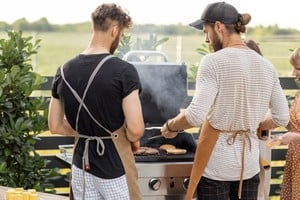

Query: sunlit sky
left=0, top=0, right=299, bottom=29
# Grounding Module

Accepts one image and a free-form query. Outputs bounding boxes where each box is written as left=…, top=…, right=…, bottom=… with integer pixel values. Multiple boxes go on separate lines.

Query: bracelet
left=166, top=119, right=179, bottom=132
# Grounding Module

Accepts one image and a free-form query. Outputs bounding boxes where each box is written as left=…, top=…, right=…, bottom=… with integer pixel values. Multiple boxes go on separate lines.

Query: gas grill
left=135, top=129, right=196, bottom=163
left=135, top=129, right=196, bottom=200
left=131, top=60, right=197, bottom=199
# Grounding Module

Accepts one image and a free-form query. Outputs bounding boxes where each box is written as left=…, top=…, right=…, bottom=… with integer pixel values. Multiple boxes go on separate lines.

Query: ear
left=214, top=21, right=224, bottom=33
left=111, top=25, right=119, bottom=38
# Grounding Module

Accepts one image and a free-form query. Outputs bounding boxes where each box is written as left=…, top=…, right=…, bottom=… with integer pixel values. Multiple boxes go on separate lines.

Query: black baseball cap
left=190, top=1, right=240, bottom=30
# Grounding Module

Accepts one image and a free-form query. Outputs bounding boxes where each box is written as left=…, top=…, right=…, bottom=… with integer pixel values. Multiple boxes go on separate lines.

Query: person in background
left=245, top=39, right=262, bottom=55
left=160, top=2, right=290, bottom=200
left=245, top=39, right=271, bottom=200
left=279, top=47, right=300, bottom=200
left=48, top=3, right=144, bottom=200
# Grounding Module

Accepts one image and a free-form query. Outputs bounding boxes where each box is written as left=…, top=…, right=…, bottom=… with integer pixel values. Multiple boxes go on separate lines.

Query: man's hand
left=160, top=120, right=179, bottom=139
left=131, top=140, right=140, bottom=153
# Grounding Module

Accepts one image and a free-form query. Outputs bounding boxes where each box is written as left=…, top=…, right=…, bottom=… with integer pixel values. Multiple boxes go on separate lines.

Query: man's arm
left=48, top=97, right=77, bottom=136
left=161, top=109, right=193, bottom=139
left=122, top=89, right=144, bottom=142
left=266, top=77, right=290, bottom=128
left=259, top=111, right=282, bottom=130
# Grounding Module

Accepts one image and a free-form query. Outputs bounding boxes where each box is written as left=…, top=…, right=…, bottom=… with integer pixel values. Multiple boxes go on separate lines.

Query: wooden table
left=0, top=186, right=69, bottom=200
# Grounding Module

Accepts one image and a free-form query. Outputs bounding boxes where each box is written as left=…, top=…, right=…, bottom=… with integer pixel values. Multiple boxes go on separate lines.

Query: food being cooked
left=159, top=144, right=176, bottom=151
left=134, top=147, right=146, bottom=155
left=159, top=144, right=187, bottom=155
left=166, top=148, right=187, bottom=155
left=134, top=146, right=159, bottom=155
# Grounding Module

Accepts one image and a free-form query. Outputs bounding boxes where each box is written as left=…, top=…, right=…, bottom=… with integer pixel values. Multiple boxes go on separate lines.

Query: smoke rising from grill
left=133, top=63, right=187, bottom=125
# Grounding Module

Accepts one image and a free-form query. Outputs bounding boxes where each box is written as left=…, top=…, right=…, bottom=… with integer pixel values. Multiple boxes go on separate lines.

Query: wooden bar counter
left=0, top=186, right=69, bottom=200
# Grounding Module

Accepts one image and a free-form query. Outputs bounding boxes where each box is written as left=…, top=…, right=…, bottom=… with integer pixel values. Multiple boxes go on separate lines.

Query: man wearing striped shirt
left=161, top=2, right=289, bottom=200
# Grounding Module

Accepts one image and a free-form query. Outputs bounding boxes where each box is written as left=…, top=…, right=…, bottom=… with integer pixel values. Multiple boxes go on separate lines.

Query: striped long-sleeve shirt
left=185, top=47, right=289, bottom=181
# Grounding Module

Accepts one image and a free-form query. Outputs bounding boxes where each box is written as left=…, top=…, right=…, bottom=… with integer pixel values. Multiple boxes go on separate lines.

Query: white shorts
left=71, top=165, right=129, bottom=200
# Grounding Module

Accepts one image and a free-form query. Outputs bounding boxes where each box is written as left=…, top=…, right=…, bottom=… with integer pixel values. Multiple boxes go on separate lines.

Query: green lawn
left=1, top=31, right=299, bottom=77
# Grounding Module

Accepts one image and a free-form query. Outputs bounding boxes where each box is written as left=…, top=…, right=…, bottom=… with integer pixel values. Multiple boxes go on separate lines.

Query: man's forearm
left=167, top=111, right=193, bottom=131
left=259, top=118, right=279, bottom=130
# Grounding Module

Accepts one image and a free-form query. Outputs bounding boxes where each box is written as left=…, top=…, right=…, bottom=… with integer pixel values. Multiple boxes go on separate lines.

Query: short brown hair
left=91, top=3, right=132, bottom=32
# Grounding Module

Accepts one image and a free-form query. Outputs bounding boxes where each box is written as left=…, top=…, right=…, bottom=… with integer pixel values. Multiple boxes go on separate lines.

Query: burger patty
left=134, top=146, right=160, bottom=155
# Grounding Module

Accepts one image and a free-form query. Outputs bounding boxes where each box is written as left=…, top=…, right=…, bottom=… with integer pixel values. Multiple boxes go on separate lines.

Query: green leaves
left=195, top=43, right=213, bottom=56
left=0, top=162, right=8, bottom=173
left=132, top=34, right=169, bottom=51
left=115, top=33, right=169, bottom=58
left=0, top=30, right=59, bottom=192
left=188, top=43, right=212, bottom=82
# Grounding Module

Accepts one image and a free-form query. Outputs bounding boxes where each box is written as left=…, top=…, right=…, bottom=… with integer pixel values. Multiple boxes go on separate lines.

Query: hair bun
left=241, top=13, right=251, bottom=25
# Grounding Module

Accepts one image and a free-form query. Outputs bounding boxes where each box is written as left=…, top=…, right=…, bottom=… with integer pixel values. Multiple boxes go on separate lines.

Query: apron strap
left=60, top=55, right=114, bottom=199
left=77, top=134, right=115, bottom=170
left=186, top=121, right=259, bottom=200
left=112, top=125, right=142, bottom=200
left=60, top=54, right=114, bottom=134
left=185, top=120, right=220, bottom=200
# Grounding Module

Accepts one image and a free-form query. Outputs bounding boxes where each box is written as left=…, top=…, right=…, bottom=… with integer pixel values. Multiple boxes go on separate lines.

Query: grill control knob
left=149, top=178, right=161, bottom=191
left=183, top=178, right=190, bottom=190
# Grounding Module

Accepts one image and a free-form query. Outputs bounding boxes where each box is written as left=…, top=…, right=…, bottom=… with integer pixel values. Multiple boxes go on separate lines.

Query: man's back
left=52, top=53, right=142, bottom=179
left=192, top=47, right=288, bottom=180
left=163, top=2, right=290, bottom=199
left=206, top=47, right=282, bottom=131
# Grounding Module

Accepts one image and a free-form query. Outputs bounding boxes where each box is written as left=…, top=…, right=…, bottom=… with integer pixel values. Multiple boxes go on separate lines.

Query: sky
left=0, top=0, right=299, bottom=29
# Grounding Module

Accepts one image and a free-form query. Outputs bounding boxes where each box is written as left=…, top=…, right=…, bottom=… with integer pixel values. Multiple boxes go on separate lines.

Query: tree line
left=0, top=17, right=299, bottom=36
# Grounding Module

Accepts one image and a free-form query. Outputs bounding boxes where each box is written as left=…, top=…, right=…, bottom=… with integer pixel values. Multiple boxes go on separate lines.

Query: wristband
left=166, top=119, right=179, bottom=132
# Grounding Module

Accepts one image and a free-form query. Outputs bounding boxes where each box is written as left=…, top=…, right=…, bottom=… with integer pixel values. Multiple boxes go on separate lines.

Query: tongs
left=145, top=126, right=163, bottom=130
left=147, top=134, right=164, bottom=140
left=145, top=126, right=163, bottom=140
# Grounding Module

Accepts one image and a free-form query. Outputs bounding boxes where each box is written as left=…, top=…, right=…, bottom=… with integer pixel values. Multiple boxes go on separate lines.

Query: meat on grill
left=134, top=146, right=160, bottom=156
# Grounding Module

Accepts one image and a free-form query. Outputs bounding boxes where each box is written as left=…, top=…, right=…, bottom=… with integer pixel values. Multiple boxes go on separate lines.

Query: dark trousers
left=197, top=174, right=260, bottom=200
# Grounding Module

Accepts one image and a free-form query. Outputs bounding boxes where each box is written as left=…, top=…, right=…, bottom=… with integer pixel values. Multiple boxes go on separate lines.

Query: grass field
left=1, top=31, right=300, bottom=100
left=3, top=31, right=298, bottom=77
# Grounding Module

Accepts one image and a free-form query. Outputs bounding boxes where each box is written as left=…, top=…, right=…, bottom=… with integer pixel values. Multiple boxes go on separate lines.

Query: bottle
left=29, top=193, right=39, bottom=200
left=5, top=189, right=15, bottom=200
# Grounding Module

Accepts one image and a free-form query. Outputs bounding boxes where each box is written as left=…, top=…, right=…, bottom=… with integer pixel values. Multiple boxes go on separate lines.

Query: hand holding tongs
left=145, top=126, right=184, bottom=140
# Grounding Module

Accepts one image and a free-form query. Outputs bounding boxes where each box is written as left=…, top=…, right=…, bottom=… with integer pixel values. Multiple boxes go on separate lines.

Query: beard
left=211, top=29, right=223, bottom=52
left=110, top=32, right=121, bottom=54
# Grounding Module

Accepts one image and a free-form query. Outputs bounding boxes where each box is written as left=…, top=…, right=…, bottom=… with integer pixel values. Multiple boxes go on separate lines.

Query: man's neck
left=82, top=32, right=110, bottom=54
left=82, top=45, right=109, bottom=54
left=223, top=35, right=247, bottom=49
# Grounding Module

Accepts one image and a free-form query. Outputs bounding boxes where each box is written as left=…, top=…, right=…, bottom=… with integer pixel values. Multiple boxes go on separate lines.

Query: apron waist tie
left=76, top=133, right=118, bottom=200
left=78, top=134, right=116, bottom=170
left=226, top=130, right=252, bottom=199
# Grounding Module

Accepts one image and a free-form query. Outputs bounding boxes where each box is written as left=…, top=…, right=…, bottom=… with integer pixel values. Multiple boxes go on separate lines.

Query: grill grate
left=135, top=149, right=194, bottom=162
